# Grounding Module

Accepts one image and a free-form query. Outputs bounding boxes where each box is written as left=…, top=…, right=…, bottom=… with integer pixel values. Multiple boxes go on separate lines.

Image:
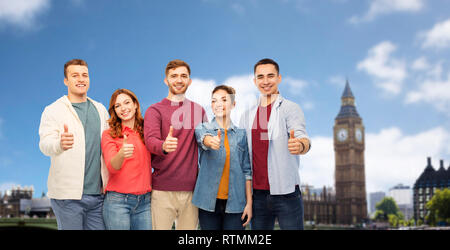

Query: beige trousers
left=151, top=190, right=198, bottom=230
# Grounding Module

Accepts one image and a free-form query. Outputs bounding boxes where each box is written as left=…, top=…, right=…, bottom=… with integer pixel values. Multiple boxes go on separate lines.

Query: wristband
left=299, top=141, right=306, bottom=153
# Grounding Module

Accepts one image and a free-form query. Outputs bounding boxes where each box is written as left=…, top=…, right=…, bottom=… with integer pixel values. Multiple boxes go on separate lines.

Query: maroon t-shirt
left=251, top=103, right=272, bottom=190
left=144, top=98, right=208, bottom=191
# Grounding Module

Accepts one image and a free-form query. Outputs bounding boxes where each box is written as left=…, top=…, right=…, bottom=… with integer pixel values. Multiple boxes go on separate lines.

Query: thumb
left=290, top=129, right=295, bottom=139
left=168, top=126, right=174, bottom=138
left=123, top=134, right=128, bottom=145
left=217, top=130, right=221, bottom=140
left=64, top=124, right=69, bottom=133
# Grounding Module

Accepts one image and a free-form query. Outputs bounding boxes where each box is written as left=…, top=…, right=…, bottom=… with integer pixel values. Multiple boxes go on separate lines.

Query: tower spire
left=342, top=79, right=355, bottom=99
left=336, top=79, right=360, bottom=119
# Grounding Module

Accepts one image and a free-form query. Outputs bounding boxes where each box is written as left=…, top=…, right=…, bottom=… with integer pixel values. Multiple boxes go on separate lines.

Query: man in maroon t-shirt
left=144, top=59, right=207, bottom=230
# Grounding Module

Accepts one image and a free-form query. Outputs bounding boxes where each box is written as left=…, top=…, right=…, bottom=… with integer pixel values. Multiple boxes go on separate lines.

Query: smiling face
left=114, top=93, right=137, bottom=123
left=164, top=66, right=192, bottom=96
left=64, top=65, right=90, bottom=102
left=211, top=89, right=235, bottom=119
left=254, top=63, right=282, bottom=96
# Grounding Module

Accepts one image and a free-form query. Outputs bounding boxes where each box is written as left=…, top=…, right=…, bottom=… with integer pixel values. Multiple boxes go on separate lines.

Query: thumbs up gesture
left=204, top=130, right=221, bottom=150
left=121, top=134, right=135, bottom=158
left=288, top=129, right=304, bottom=155
left=60, top=124, right=74, bottom=151
left=162, top=126, right=178, bottom=153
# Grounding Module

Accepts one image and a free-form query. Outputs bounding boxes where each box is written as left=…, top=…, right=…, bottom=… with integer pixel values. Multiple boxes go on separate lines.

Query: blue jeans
left=102, top=191, right=152, bottom=230
left=199, top=199, right=245, bottom=230
left=50, top=194, right=105, bottom=230
left=251, top=186, right=304, bottom=230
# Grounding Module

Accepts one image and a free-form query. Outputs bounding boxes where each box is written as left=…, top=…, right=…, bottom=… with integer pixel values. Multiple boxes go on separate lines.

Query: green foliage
left=417, top=219, right=423, bottom=226
left=373, top=197, right=401, bottom=224
left=426, top=188, right=450, bottom=226
left=388, top=214, right=399, bottom=227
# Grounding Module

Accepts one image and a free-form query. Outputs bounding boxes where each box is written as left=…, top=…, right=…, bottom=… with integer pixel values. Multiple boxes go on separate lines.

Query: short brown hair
left=212, top=85, right=236, bottom=103
left=165, top=59, right=191, bottom=76
left=254, top=58, right=279, bottom=75
left=64, top=59, right=88, bottom=78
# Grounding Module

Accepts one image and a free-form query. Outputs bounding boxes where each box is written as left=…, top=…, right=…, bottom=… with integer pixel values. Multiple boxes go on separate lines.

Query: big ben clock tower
left=334, top=80, right=367, bottom=225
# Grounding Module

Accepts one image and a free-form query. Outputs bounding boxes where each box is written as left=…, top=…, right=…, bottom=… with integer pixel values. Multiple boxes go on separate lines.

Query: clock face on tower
left=337, top=128, right=348, bottom=142
left=355, top=128, right=363, bottom=142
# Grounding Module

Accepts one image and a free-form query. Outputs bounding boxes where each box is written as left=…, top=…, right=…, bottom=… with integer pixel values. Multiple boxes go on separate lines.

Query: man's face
left=253, top=64, right=282, bottom=95
left=64, top=65, right=90, bottom=97
left=164, top=66, right=192, bottom=95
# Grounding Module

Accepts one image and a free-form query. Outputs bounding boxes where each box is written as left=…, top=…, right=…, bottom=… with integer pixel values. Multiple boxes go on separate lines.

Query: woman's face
left=211, top=89, right=235, bottom=119
left=114, top=93, right=137, bottom=123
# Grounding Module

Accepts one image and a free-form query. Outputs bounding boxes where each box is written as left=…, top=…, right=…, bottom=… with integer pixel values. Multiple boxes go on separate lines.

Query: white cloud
left=283, top=76, right=309, bottom=95
left=365, top=126, right=450, bottom=192
left=419, top=18, right=450, bottom=50
left=349, top=0, right=425, bottom=24
left=187, top=74, right=314, bottom=124
left=410, top=57, right=443, bottom=79
left=405, top=73, right=450, bottom=113
left=411, top=56, right=430, bottom=71
left=185, top=78, right=218, bottom=121
left=222, top=74, right=259, bottom=124
left=0, top=0, right=50, bottom=29
left=407, top=56, right=450, bottom=113
left=357, top=41, right=407, bottom=95
left=301, top=101, right=315, bottom=111
left=186, top=75, right=259, bottom=124
left=301, top=136, right=335, bottom=188
left=300, top=126, right=450, bottom=194
left=328, top=75, right=347, bottom=88
left=0, top=182, right=19, bottom=195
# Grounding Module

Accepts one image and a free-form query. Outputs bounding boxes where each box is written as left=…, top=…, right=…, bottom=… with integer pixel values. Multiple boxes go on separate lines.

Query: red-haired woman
left=101, top=89, right=152, bottom=230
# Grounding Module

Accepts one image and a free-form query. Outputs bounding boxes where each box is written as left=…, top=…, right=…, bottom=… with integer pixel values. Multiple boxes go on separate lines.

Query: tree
left=388, top=214, right=399, bottom=228
left=373, top=197, right=400, bottom=222
left=426, top=188, right=450, bottom=226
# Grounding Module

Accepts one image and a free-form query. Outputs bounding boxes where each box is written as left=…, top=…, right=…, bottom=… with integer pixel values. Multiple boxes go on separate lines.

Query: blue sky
left=1, top=0, right=450, bottom=197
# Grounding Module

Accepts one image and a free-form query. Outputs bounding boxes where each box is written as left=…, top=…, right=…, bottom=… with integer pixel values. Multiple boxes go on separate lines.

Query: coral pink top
left=101, top=126, right=152, bottom=195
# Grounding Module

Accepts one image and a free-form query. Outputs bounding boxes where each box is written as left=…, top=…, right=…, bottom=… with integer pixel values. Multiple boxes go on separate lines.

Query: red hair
left=107, top=89, right=145, bottom=142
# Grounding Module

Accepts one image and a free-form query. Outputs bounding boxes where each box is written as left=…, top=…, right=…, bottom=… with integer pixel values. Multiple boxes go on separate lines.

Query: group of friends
left=38, top=58, right=311, bottom=230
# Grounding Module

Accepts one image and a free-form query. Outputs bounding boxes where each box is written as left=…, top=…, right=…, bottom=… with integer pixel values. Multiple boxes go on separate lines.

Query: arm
left=101, top=104, right=110, bottom=131
left=240, top=130, right=252, bottom=227
left=143, top=106, right=165, bottom=156
left=242, top=180, right=252, bottom=227
left=39, top=107, right=64, bottom=157
left=101, top=131, right=127, bottom=173
left=109, top=148, right=125, bottom=171
left=285, top=103, right=311, bottom=155
left=109, top=135, right=134, bottom=170
left=194, top=123, right=213, bottom=151
left=241, top=130, right=252, bottom=180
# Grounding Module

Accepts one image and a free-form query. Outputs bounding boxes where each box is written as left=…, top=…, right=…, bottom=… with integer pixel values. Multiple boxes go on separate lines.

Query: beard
left=168, top=81, right=188, bottom=96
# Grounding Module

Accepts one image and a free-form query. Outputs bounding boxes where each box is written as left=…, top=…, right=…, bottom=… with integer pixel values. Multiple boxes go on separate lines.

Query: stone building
left=333, top=81, right=368, bottom=224
left=303, top=81, right=368, bottom=225
left=302, top=185, right=337, bottom=224
left=0, top=186, right=53, bottom=218
left=413, top=157, right=449, bottom=223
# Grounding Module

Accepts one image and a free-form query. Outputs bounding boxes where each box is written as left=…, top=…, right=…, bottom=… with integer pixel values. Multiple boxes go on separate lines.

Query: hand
left=162, top=126, right=178, bottom=153
left=60, top=124, right=74, bottom=151
left=203, top=130, right=221, bottom=150
left=241, top=203, right=252, bottom=227
left=121, top=134, right=134, bottom=158
left=288, top=130, right=304, bottom=155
